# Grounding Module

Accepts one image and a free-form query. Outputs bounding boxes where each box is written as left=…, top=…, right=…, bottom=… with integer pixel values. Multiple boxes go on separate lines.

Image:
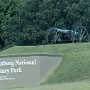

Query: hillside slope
left=0, top=43, right=90, bottom=84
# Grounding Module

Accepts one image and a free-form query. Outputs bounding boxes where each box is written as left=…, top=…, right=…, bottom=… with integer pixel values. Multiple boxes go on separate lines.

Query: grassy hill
left=0, top=43, right=90, bottom=85
left=2, top=82, right=90, bottom=90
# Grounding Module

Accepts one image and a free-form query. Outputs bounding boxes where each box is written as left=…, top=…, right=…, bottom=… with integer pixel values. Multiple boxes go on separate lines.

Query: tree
left=0, top=0, right=20, bottom=27
left=0, top=0, right=27, bottom=48
left=1, top=0, right=90, bottom=47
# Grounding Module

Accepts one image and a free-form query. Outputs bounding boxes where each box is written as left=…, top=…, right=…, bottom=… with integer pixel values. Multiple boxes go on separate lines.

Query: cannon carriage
left=45, top=26, right=89, bottom=44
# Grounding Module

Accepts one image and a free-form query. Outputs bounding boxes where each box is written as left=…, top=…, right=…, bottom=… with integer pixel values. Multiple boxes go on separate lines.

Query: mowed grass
left=0, top=43, right=90, bottom=90
left=0, top=43, right=90, bottom=56
left=3, top=81, right=90, bottom=90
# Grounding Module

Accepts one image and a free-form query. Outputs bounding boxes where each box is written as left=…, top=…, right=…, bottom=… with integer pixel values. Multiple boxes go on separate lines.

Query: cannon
left=45, top=26, right=89, bottom=44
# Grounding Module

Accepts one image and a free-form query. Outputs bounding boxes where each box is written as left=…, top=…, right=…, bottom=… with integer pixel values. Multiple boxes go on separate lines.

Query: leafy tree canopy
left=1, top=0, right=90, bottom=47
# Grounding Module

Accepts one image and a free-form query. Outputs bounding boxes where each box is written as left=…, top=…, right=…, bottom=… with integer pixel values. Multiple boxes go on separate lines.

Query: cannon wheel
left=72, top=26, right=89, bottom=42
left=45, top=28, right=59, bottom=44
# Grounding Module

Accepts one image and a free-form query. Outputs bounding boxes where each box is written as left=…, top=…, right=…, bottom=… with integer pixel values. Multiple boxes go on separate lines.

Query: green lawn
left=0, top=43, right=90, bottom=56
left=0, top=43, right=90, bottom=90
left=3, top=81, right=90, bottom=90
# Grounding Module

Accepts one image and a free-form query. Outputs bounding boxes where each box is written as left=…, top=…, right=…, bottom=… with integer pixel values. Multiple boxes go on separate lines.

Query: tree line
left=0, top=0, right=90, bottom=48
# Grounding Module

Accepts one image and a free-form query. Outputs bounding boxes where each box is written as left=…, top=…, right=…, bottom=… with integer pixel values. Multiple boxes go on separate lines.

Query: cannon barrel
left=57, top=29, right=78, bottom=35
left=57, top=29, right=70, bottom=33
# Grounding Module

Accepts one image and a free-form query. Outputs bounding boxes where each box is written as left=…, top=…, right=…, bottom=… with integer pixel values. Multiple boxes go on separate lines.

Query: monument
left=0, top=54, right=63, bottom=88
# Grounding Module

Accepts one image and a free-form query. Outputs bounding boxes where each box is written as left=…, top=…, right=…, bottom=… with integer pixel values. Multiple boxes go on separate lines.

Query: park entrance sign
left=0, top=54, right=63, bottom=88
